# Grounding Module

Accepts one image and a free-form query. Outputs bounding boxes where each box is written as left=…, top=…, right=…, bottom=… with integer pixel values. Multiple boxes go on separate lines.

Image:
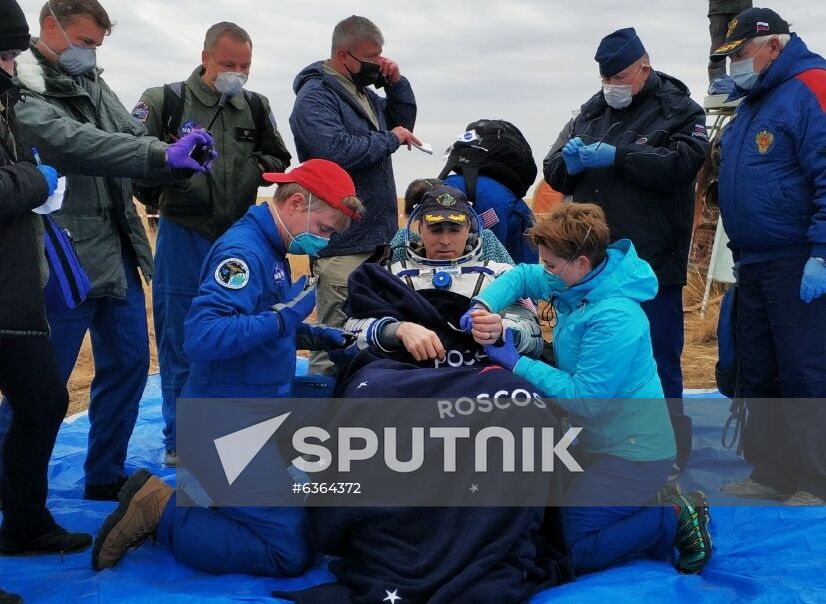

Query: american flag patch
left=517, top=298, right=538, bottom=314
left=479, top=207, right=500, bottom=228
left=756, top=21, right=769, bottom=33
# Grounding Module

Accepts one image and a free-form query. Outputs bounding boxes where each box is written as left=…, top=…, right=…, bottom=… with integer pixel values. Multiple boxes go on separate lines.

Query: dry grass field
left=63, top=207, right=724, bottom=415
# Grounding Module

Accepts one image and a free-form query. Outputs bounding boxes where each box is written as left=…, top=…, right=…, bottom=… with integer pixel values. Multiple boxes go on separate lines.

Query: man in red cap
left=92, top=159, right=363, bottom=575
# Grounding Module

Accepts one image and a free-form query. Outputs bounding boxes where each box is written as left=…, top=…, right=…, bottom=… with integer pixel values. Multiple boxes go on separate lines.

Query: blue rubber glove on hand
left=579, top=142, right=616, bottom=168
left=165, top=130, right=215, bottom=173
left=483, top=328, right=521, bottom=371
left=295, top=323, right=348, bottom=351
left=562, top=137, right=586, bottom=175
left=37, top=165, right=58, bottom=196
left=800, top=257, right=826, bottom=303
left=271, top=276, right=317, bottom=336
left=459, top=308, right=475, bottom=332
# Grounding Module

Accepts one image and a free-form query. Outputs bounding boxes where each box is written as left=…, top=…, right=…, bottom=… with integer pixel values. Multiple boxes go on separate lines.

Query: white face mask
left=603, top=84, right=633, bottom=109
left=602, top=65, right=646, bottom=109
left=214, top=72, right=247, bottom=96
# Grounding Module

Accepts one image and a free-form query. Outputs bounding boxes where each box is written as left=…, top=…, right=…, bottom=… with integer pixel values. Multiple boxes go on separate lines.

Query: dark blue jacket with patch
left=444, top=174, right=538, bottom=264
left=182, top=203, right=295, bottom=397
left=290, top=62, right=416, bottom=257
left=719, top=34, right=826, bottom=264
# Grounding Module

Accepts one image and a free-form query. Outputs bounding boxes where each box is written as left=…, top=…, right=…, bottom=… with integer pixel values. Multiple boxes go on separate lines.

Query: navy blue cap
left=711, top=8, right=790, bottom=57
left=595, top=27, right=646, bottom=77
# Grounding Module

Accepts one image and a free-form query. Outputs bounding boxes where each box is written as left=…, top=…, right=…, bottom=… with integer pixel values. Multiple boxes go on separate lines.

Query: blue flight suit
left=155, top=202, right=310, bottom=576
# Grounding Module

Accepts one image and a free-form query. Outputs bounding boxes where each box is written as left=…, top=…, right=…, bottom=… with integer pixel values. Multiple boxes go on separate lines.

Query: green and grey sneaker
left=654, top=482, right=682, bottom=504
left=672, top=491, right=712, bottom=574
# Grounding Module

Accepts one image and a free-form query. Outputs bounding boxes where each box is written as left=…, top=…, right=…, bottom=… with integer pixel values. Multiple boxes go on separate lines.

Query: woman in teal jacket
left=465, top=203, right=712, bottom=575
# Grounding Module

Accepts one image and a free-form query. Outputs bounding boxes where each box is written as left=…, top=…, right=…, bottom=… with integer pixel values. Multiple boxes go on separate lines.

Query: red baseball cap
left=263, top=159, right=360, bottom=220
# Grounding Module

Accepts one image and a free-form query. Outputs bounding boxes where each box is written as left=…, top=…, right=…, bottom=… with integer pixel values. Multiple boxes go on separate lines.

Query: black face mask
left=346, top=51, right=387, bottom=89
left=0, top=69, right=22, bottom=108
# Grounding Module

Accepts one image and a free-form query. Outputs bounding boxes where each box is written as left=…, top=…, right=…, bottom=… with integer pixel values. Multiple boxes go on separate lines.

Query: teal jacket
left=475, top=239, right=676, bottom=461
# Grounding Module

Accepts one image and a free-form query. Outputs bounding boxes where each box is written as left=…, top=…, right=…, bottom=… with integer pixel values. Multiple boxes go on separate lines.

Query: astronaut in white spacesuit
left=344, top=184, right=542, bottom=364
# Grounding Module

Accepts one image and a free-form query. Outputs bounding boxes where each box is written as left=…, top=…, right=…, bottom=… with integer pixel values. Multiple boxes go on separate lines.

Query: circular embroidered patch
left=180, top=120, right=202, bottom=136
left=215, top=258, right=249, bottom=289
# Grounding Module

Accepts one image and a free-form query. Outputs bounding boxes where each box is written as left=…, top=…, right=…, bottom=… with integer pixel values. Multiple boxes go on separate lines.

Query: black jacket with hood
left=544, top=71, right=708, bottom=287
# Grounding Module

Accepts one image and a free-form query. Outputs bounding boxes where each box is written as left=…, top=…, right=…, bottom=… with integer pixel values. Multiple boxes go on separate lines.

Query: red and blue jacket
left=719, top=34, right=826, bottom=264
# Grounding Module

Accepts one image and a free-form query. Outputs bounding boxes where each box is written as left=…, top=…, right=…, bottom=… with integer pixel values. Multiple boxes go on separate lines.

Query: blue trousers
left=0, top=250, right=148, bottom=487
left=562, top=455, right=676, bottom=573
left=153, top=219, right=212, bottom=451
left=737, top=256, right=826, bottom=499
left=641, top=284, right=692, bottom=469
left=157, top=494, right=310, bottom=576
left=163, top=383, right=311, bottom=575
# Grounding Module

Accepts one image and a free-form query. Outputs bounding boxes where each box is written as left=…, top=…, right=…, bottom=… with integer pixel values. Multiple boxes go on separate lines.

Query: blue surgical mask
left=286, top=196, right=331, bottom=257
left=730, top=47, right=767, bottom=91
left=46, top=3, right=97, bottom=76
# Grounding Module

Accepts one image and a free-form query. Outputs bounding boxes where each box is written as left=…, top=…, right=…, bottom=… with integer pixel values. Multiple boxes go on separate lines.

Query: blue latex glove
left=165, top=130, right=215, bottom=173
left=295, top=323, right=348, bottom=351
left=483, top=328, right=521, bottom=371
left=271, top=276, right=317, bottom=336
left=459, top=308, right=475, bottom=332
left=800, top=257, right=826, bottom=303
left=579, top=142, right=616, bottom=168
left=37, top=164, right=58, bottom=196
left=562, top=137, right=586, bottom=175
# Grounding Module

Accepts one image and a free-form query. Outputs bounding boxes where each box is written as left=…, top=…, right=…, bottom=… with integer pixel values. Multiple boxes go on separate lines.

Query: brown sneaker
left=91, top=469, right=174, bottom=570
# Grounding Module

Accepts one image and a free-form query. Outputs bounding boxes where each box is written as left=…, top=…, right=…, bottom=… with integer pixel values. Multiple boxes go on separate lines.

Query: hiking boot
left=0, top=525, right=92, bottom=556
left=84, top=476, right=128, bottom=501
left=721, top=477, right=791, bottom=500
left=784, top=490, right=826, bottom=506
left=164, top=449, right=179, bottom=468
left=672, top=491, right=713, bottom=574
left=92, top=469, right=174, bottom=570
left=0, top=588, right=22, bottom=604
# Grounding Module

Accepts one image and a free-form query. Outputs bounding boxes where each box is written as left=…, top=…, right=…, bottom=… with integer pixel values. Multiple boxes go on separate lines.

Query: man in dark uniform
left=544, top=27, right=709, bottom=479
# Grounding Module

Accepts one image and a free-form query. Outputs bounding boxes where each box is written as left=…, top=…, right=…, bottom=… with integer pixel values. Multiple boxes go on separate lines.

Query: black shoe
left=0, top=588, right=22, bottom=604
left=84, top=476, right=128, bottom=501
left=0, top=525, right=92, bottom=556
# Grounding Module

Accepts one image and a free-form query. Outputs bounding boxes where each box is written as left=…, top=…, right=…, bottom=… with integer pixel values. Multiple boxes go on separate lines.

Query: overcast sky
left=21, top=0, right=826, bottom=197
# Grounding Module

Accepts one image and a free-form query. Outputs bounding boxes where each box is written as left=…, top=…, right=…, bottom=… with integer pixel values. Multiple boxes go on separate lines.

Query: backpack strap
left=160, top=81, right=186, bottom=142
left=243, top=90, right=267, bottom=151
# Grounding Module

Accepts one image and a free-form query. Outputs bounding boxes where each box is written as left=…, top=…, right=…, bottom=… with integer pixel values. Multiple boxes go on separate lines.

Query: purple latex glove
left=483, top=328, right=521, bottom=371
left=165, top=130, right=215, bottom=173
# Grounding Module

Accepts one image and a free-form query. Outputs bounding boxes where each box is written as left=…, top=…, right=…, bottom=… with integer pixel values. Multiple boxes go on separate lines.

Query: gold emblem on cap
left=436, top=193, right=457, bottom=207
left=715, top=39, right=745, bottom=53
left=727, top=18, right=738, bottom=37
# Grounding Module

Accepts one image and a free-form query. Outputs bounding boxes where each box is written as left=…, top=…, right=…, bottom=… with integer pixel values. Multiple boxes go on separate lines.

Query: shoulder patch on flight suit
left=131, top=101, right=150, bottom=123
left=215, top=258, right=249, bottom=289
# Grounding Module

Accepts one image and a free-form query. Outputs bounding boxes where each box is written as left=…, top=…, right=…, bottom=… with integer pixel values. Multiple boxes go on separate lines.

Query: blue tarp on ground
left=1, top=367, right=824, bottom=603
